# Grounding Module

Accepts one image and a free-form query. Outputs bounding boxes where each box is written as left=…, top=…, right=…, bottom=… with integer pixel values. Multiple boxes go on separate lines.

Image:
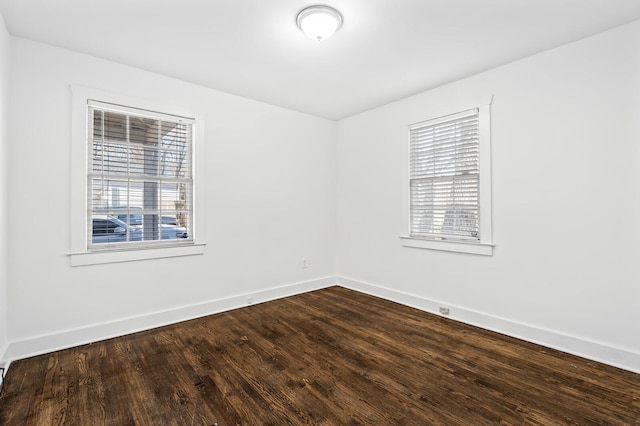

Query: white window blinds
left=88, top=101, right=194, bottom=248
left=409, top=108, right=480, bottom=240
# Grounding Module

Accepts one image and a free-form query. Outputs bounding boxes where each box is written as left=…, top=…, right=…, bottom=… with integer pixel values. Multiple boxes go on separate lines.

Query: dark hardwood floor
left=1, top=286, right=639, bottom=425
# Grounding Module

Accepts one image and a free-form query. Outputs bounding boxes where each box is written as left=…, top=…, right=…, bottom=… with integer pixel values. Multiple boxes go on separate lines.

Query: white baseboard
left=6, top=275, right=640, bottom=376
left=337, top=276, right=640, bottom=374
left=6, top=276, right=336, bottom=364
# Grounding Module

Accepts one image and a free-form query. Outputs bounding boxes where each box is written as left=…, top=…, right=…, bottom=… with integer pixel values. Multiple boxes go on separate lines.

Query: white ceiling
left=1, top=0, right=640, bottom=120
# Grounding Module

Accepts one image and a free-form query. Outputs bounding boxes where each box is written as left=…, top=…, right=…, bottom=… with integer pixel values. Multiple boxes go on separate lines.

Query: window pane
left=129, top=145, right=159, bottom=176
left=88, top=102, right=194, bottom=248
left=409, top=109, right=480, bottom=240
left=92, top=143, right=128, bottom=175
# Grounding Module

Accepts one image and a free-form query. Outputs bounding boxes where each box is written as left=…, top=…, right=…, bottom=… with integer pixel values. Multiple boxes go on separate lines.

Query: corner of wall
left=0, top=10, right=11, bottom=375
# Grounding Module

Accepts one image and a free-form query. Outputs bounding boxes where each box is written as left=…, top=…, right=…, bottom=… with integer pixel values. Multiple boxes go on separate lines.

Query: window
left=88, top=101, right=194, bottom=249
left=401, top=100, right=492, bottom=255
left=69, top=85, right=205, bottom=266
left=410, top=109, right=480, bottom=239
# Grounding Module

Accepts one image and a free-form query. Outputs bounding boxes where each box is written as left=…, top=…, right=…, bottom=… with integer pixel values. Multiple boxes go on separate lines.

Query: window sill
left=69, top=243, right=206, bottom=267
left=400, top=236, right=493, bottom=256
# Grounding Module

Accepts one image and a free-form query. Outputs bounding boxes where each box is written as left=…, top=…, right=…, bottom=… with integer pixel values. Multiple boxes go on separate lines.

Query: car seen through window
left=91, top=213, right=188, bottom=245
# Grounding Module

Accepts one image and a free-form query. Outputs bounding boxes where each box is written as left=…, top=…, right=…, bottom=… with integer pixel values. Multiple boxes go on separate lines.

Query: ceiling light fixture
left=296, top=5, right=343, bottom=41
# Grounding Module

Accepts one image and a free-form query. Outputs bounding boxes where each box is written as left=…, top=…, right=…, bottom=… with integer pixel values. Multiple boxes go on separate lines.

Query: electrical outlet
left=301, top=258, right=309, bottom=269
left=439, top=306, right=450, bottom=316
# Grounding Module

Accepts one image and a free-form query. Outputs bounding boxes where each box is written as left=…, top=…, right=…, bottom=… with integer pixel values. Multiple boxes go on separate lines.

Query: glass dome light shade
left=296, top=6, right=343, bottom=41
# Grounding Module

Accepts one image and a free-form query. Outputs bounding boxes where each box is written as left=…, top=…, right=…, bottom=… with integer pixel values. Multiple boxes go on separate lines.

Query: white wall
left=0, top=13, right=9, bottom=365
left=336, top=21, right=640, bottom=371
left=6, top=38, right=336, bottom=357
left=4, top=17, right=640, bottom=373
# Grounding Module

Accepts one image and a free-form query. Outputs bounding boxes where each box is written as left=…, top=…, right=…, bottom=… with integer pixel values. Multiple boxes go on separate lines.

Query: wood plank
left=1, top=286, right=638, bottom=425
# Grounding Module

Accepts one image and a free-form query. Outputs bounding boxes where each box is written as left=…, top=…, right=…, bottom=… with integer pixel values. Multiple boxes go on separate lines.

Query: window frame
left=69, top=85, right=206, bottom=266
left=400, top=96, right=493, bottom=256
left=87, top=100, right=195, bottom=250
